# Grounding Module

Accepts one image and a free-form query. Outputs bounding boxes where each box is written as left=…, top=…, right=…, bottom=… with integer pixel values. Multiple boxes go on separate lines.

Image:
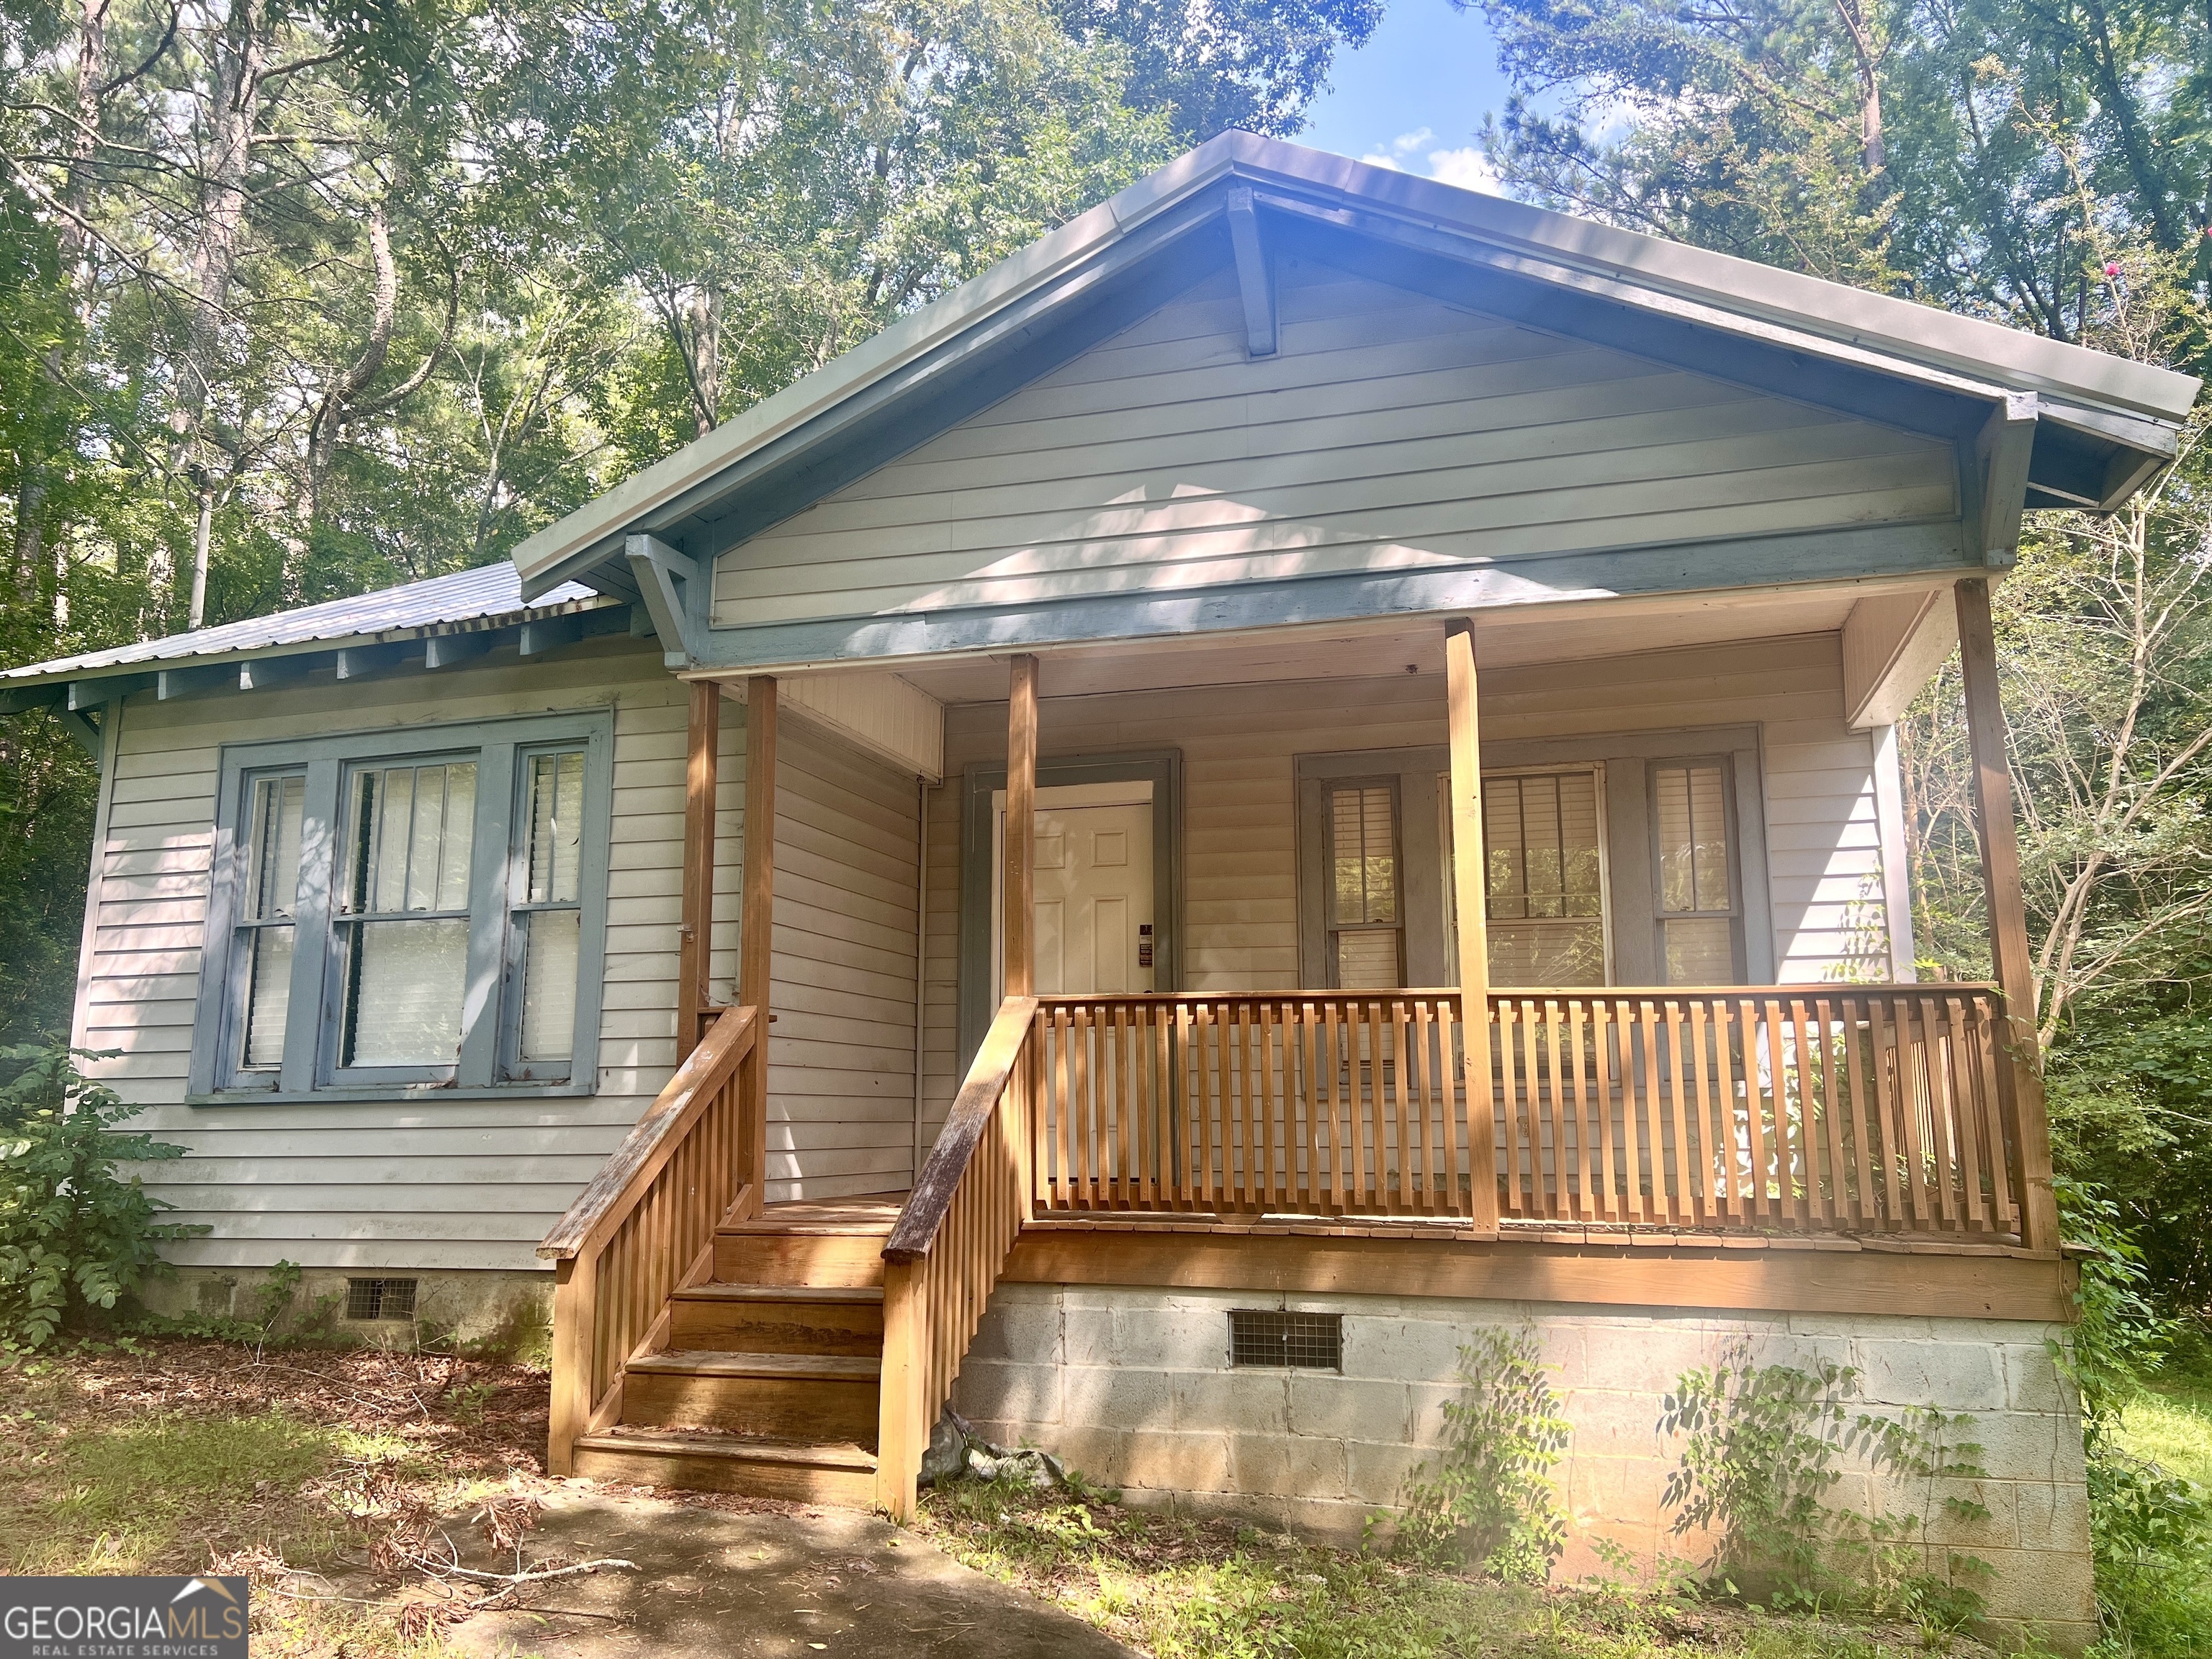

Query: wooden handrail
left=540, top=1004, right=761, bottom=1474
left=1023, top=984, right=2036, bottom=1243
left=876, top=994, right=1038, bottom=1519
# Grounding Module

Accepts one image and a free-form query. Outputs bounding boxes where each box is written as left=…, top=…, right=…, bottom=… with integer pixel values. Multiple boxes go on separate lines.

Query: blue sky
left=1295, top=0, right=1516, bottom=190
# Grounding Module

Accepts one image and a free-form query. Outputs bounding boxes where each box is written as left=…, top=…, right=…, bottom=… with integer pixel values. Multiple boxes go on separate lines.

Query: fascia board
left=1220, top=136, right=2199, bottom=424
left=0, top=597, right=626, bottom=690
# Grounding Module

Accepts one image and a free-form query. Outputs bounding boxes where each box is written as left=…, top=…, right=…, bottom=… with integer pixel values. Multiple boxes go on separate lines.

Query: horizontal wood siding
left=714, top=261, right=1955, bottom=631
left=76, top=645, right=747, bottom=1274
left=768, top=713, right=921, bottom=1202
left=920, top=633, right=1889, bottom=1147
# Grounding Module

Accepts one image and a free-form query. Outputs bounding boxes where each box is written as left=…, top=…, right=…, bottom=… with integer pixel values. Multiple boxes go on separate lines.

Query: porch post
left=1954, top=578, right=2059, bottom=1252
left=676, top=680, right=720, bottom=1061
left=738, top=675, right=778, bottom=1213
left=1444, top=620, right=1498, bottom=1231
left=1004, top=655, right=1039, bottom=999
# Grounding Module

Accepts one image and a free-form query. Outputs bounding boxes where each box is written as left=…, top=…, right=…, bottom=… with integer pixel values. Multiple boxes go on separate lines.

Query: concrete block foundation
left=952, top=1285, right=2093, bottom=1650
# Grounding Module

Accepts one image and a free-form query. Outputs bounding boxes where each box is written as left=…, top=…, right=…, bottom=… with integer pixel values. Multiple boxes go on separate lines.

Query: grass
left=2113, top=1364, right=2212, bottom=1491
left=0, top=1338, right=554, bottom=1656
left=913, top=1475, right=2015, bottom=1659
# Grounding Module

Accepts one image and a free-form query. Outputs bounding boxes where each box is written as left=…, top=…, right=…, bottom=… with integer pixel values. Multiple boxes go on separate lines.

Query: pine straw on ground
left=0, top=1337, right=804, bottom=1656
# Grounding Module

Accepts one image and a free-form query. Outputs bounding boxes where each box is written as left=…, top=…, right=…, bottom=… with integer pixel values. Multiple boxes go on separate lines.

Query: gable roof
left=509, top=131, right=2200, bottom=603
left=0, top=564, right=601, bottom=691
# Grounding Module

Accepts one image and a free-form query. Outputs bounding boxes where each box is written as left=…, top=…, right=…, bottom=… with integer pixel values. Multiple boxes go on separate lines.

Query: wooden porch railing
left=538, top=1004, right=762, bottom=1475
left=876, top=994, right=1038, bottom=1520
left=1025, top=986, right=2031, bottom=1238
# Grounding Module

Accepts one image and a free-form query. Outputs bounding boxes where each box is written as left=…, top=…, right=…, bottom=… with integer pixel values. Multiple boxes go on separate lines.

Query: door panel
left=998, top=799, right=1154, bottom=997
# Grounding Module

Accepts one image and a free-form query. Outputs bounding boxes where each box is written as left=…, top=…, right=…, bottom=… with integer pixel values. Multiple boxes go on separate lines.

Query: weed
left=1389, top=1324, right=1571, bottom=1583
left=1660, top=1344, right=1991, bottom=1627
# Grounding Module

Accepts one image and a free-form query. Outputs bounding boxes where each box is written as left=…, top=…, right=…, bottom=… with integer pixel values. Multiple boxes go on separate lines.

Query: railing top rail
left=1030, top=983, right=2000, bottom=1003
left=537, top=1004, right=758, bottom=1263
left=884, top=994, right=1038, bottom=1264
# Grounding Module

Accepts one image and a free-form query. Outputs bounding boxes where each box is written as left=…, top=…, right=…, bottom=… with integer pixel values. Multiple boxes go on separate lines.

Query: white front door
left=993, top=783, right=1155, bottom=996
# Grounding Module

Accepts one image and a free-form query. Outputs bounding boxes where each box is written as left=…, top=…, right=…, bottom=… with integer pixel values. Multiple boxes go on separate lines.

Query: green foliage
left=1392, top=1326, right=1570, bottom=1583
left=0, top=1045, right=207, bottom=1352
left=1659, top=1346, right=1990, bottom=1627
left=2049, top=1181, right=2212, bottom=1655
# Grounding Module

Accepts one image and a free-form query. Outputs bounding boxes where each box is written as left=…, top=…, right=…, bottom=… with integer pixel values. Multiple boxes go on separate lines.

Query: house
left=5, top=134, right=2197, bottom=1644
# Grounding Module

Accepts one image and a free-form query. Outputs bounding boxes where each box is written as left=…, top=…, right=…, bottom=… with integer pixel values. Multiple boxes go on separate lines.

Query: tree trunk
left=57, top=0, right=112, bottom=280
left=187, top=478, right=213, bottom=630
left=685, top=282, right=722, bottom=437
left=308, top=194, right=399, bottom=525
left=1832, top=0, right=1885, bottom=174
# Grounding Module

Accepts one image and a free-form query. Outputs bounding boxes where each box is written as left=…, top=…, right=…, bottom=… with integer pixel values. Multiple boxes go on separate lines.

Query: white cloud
left=1358, top=128, right=1437, bottom=172
left=1426, top=146, right=1501, bottom=194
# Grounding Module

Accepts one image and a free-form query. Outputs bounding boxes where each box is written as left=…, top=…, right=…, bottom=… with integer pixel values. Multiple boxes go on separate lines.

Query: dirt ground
left=0, top=1339, right=1130, bottom=1656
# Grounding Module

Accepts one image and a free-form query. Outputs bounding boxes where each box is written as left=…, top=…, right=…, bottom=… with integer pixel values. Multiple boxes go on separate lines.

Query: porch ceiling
left=837, top=575, right=1930, bottom=705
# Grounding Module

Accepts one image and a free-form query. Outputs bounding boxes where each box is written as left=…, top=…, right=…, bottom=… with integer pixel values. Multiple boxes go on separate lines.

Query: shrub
left=1393, top=1326, right=1570, bottom=1583
left=1659, top=1345, right=1990, bottom=1625
left=0, top=1043, right=207, bottom=1351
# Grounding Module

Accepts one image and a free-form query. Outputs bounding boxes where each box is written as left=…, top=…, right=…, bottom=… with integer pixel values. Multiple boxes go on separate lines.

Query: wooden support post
left=545, top=1252, right=594, bottom=1475
left=676, top=680, right=720, bottom=1061
left=738, top=676, right=778, bottom=1210
left=1004, top=655, right=1039, bottom=999
left=875, top=1257, right=921, bottom=1520
left=1444, top=621, right=1498, bottom=1232
left=1954, top=579, right=2060, bottom=1253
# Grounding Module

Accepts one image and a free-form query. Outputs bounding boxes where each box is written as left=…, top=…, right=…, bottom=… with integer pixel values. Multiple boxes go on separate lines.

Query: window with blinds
left=1654, top=761, right=1740, bottom=984
left=238, top=773, right=305, bottom=1070
left=1482, top=768, right=1607, bottom=986
left=515, top=750, right=587, bottom=1067
left=338, top=760, right=478, bottom=1067
left=205, top=715, right=607, bottom=1096
left=1325, top=781, right=1403, bottom=989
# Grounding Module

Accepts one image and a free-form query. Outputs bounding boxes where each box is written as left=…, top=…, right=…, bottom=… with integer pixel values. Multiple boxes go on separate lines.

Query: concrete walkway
left=444, top=1490, right=1136, bottom=1659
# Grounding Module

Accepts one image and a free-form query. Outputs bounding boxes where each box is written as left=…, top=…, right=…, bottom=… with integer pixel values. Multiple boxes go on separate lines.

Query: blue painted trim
left=693, top=523, right=1972, bottom=670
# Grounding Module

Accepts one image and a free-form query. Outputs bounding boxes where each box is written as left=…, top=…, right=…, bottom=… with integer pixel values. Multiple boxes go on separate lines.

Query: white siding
left=714, top=261, right=1955, bottom=629
left=920, top=633, right=1892, bottom=1146
left=765, top=712, right=920, bottom=1202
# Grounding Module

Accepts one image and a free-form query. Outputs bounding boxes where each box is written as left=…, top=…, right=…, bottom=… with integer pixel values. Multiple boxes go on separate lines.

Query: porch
left=537, top=580, right=2062, bottom=1520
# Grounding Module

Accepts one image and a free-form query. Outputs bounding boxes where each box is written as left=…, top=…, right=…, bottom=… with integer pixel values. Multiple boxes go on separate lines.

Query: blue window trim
left=188, top=710, right=614, bottom=1103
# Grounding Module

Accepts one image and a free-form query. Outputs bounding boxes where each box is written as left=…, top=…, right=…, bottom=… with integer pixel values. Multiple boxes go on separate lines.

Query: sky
left=1295, top=0, right=1518, bottom=192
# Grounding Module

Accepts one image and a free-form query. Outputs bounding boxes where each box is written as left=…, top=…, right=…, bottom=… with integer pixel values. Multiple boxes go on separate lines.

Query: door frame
left=959, top=750, right=1182, bottom=1067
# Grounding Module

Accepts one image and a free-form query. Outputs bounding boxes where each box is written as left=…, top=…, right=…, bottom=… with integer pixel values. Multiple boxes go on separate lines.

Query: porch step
left=713, top=1223, right=892, bottom=1287
left=572, top=1428, right=877, bottom=1506
left=621, top=1349, right=881, bottom=1444
left=667, top=1283, right=885, bottom=1356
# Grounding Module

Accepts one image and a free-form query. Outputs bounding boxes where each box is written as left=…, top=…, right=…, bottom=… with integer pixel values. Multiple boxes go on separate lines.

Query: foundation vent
left=345, top=1278, right=418, bottom=1321
left=1229, top=1309, right=1341, bottom=1371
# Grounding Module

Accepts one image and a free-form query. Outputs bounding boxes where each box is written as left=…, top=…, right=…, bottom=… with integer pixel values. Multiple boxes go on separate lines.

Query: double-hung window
left=192, top=713, right=612, bottom=1099
left=1322, top=780, right=1404, bottom=989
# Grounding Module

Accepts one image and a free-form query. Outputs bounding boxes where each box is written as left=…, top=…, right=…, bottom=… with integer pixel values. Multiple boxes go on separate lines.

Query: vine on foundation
left=1660, top=1343, right=1992, bottom=1628
left=1391, top=1326, right=1571, bottom=1583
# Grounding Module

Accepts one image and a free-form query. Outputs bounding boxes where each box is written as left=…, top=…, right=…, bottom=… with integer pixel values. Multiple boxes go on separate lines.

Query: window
left=1653, top=760, right=1742, bottom=984
left=1480, top=768, right=1608, bottom=986
left=194, top=714, right=611, bottom=1098
left=1323, top=781, right=1402, bottom=989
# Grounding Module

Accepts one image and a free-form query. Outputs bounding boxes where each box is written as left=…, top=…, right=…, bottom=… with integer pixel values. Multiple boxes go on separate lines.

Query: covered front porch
left=538, top=574, right=2060, bottom=1517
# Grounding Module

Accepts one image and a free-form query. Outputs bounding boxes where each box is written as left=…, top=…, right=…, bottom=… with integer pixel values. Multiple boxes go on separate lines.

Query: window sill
left=185, top=1082, right=597, bottom=1107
